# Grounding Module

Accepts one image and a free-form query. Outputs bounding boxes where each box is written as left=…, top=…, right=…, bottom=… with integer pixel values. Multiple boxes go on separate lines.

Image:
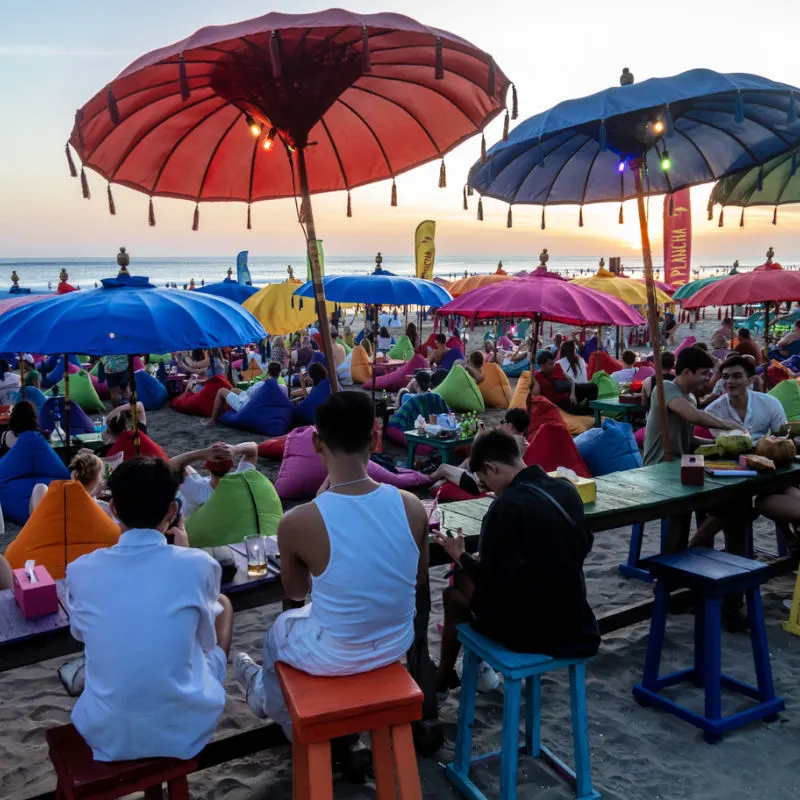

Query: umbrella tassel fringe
left=80, top=167, right=90, bottom=200
left=503, top=110, right=509, bottom=141
left=435, top=36, right=444, bottom=79
left=507, top=206, right=512, bottom=228
left=65, top=144, right=77, bottom=178
left=668, top=195, right=674, bottom=216
left=541, top=207, right=546, bottom=230
left=739, top=208, right=745, bottom=228
left=618, top=203, right=624, bottom=224
left=391, top=180, right=397, bottom=207
left=707, top=199, right=714, bottom=221
left=247, top=204, right=252, bottom=230
left=148, top=198, right=156, bottom=227
left=347, top=191, right=352, bottom=218
left=107, top=184, right=116, bottom=216
left=269, top=31, right=282, bottom=78
left=439, top=159, right=446, bottom=188
left=511, top=83, right=518, bottom=119
left=773, top=206, right=778, bottom=225
left=579, top=206, right=584, bottom=227
left=718, top=207, right=724, bottom=228
left=462, top=186, right=468, bottom=211
left=477, top=198, right=484, bottom=221
left=361, top=25, right=372, bottom=74
left=481, top=134, right=487, bottom=164
left=106, top=85, right=120, bottom=125
left=193, top=204, right=200, bottom=231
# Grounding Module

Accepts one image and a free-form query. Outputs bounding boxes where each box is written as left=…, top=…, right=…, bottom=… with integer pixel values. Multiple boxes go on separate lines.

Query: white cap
left=22, top=354, right=35, bottom=365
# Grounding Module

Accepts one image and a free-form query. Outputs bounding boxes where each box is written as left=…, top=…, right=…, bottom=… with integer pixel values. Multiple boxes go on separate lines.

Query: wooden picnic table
left=588, top=397, right=646, bottom=428
left=373, top=358, right=406, bottom=376
left=404, top=430, right=475, bottom=468
left=50, top=432, right=105, bottom=459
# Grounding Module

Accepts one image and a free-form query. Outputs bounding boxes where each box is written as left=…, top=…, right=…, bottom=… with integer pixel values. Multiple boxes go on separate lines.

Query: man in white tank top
left=234, top=392, right=429, bottom=737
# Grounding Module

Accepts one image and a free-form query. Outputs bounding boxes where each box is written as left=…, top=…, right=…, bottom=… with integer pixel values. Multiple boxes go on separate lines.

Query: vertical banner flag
left=415, top=220, right=436, bottom=279
left=663, top=189, right=692, bottom=287
left=306, top=240, right=324, bottom=282
left=236, top=251, right=252, bottom=285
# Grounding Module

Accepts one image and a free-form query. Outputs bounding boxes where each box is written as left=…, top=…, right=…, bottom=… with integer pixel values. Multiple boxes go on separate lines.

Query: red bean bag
left=362, top=354, right=428, bottom=391
left=587, top=350, right=623, bottom=379
left=170, top=375, right=232, bottom=416
left=106, top=430, right=168, bottom=461
left=258, top=435, right=288, bottom=460
left=435, top=482, right=488, bottom=502
left=767, top=360, right=792, bottom=389
left=446, top=336, right=462, bottom=350
left=524, top=422, right=591, bottom=477
left=527, top=396, right=569, bottom=442
left=419, top=333, right=437, bottom=357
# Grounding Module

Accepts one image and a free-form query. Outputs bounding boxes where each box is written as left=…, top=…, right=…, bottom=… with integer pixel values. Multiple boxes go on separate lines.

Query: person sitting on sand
left=428, top=333, right=448, bottom=367
left=641, top=351, right=676, bottom=411
left=610, top=350, right=638, bottom=384
left=291, top=361, right=327, bottom=401
left=376, top=326, right=394, bottom=351
left=430, top=409, right=530, bottom=496
left=734, top=328, right=763, bottom=365
left=170, top=441, right=258, bottom=518
left=482, top=339, right=498, bottom=364
left=777, top=320, right=800, bottom=350
left=204, top=362, right=284, bottom=426
left=405, top=322, right=418, bottom=350
left=0, top=359, right=21, bottom=406
left=66, top=457, right=233, bottom=761
left=558, top=340, right=590, bottom=384
left=531, top=350, right=598, bottom=416
left=459, top=351, right=486, bottom=384
left=0, top=400, right=40, bottom=454
left=233, top=392, right=428, bottom=738
left=397, top=370, right=431, bottom=405
left=270, top=336, right=289, bottom=372
left=292, top=335, right=315, bottom=369
left=31, top=452, right=112, bottom=517
left=434, top=430, right=600, bottom=695
left=95, top=402, right=147, bottom=457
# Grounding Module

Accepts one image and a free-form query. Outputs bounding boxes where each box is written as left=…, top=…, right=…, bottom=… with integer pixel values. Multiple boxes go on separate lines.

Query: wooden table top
left=589, top=397, right=643, bottom=411
left=404, top=430, right=475, bottom=448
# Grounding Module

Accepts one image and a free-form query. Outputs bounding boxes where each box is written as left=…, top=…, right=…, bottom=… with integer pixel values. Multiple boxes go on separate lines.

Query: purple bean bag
left=295, top=378, right=331, bottom=425
left=632, top=366, right=655, bottom=382
left=40, top=397, right=95, bottom=435
left=438, top=347, right=464, bottom=372
left=220, top=379, right=295, bottom=436
left=498, top=335, right=514, bottom=349
left=362, top=354, right=428, bottom=391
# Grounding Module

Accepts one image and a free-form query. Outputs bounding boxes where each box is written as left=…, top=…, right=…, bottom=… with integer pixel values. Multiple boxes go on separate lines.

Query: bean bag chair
left=0, top=431, right=70, bottom=524
left=240, top=358, right=263, bottom=381
left=502, top=358, right=530, bottom=378
left=434, top=365, right=485, bottom=413
left=524, top=422, right=591, bottom=478
left=295, top=378, right=332, bottom=425
left=41, top=353, right=81, bottom=376
left=337, top=352, right=354, bottom=387
left=42, top=361, right=80, bottom=389
left=782, top=354, right=800, bottom=371
left=560, top=411, right=595, bottom=437
left=386, top=392, right=451, bottom=448
left=367, top=458, right=432, bottom=490
left=632, top=366, right=655, bottom=382
left=446, top=336, right=463, bottom=350
left=130, top=369, right=168, bottom=410
left=106, top=430, right=168, bottom=461
left=478, top=363, right=512, bottom=408
left=575, top=418, right=643, bottom=477
left=767, top=360, right=793, bottom=390
left=582, top=336, right=599, bottom=362
left=309, top=351, right=327, bottom=369
left=587, top=350, right=623, bottom=379
left=387, top=336, right=415, bottom=361
left=40, top=397, right=95, bottom=435
left=673, top=335, right=697, bottom=357
left=350, top=345, right=372, bottom=384
left=509, top=371, right=532, bottom=410
left=769, top=378, right=800, bottom=420
left=221, top=380, right=295, bottom=436
left=147, top=353, right=172, bottom=365
left=362, top=354, right=428, bottom=392
left=258, top=435, right=288, bottom=459
left=88, top=362, right=109, bottom=400
left=186, top=468, right=283, bottom=548
left=48, top=370, right=105, bottom=414
left=634, top=426, right=646, bottom=447
left=4, top=480, right=120, bottom=579
left=170, top=375, right=232, bottom=417
left=435, top=482, right=488, bottom=502
left=590, top=370, right=620, bottom=399
left=527, top=395, right=569, bottom=441
left=419, top=333, right=438, bottom=357
left=498, top=335, right=514, bottom=350
left=12, top=386, right=48, bottom=412
left=438, top=347, right=464, bottom=373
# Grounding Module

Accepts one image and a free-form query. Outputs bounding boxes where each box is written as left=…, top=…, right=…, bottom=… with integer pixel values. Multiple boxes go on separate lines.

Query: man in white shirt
left=610, top=350, right=638, bottom=384
left=171, top=441, right=258, bottom=517
left=66, top=457, right=232, bottom=761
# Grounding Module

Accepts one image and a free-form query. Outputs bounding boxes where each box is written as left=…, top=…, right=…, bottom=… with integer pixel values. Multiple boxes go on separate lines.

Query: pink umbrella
left=0, top=293, right=55, bottom=317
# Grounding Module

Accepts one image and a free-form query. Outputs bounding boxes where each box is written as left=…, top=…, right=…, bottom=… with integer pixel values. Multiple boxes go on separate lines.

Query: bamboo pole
left=371, top=305, right=379, bottom=406
left=128, top=355, right=140, bottom=456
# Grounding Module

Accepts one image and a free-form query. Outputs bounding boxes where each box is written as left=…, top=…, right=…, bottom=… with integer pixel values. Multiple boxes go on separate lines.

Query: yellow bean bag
left=5, top=480, right=120, bottom=580
left=434, top=364, right=485, bottom=413
left=350, top=345, right=373, bottom=384
left=560, top=410, right=594, bottom=436
left=510, top=371, right=532, bottom=409
left=479, top=363, right=512, bottom=408
left=241, top=358, right=263, bottom=381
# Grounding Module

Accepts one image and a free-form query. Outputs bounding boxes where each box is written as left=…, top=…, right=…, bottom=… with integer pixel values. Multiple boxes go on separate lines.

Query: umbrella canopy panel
left=244, top=280, right=333, bottom=336
left=447, top=273, right=514, bottom=297
left=572, top=268, right=672, bottom=305
left=672, top=271, right=734, bottom=302
left=683, top=260, right=800, bottom=309
left=293, top=274, right=452, bottom=307
left=195, top=278, right=258, bottom=304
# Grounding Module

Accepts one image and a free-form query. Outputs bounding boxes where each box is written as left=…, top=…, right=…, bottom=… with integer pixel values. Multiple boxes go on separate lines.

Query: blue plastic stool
left=444, top=625, right=600, bottom=800
left=633, top=548, right=784, bottom=744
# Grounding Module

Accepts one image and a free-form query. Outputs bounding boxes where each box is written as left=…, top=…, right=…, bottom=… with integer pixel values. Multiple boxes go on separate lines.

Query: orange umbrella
left=447, top=273, right=514, bottom=297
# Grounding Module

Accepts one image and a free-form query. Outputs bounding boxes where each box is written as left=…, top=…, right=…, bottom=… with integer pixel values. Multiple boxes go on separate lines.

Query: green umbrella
left=709, top=146, right=800, bottom=224
left=673, top=267, right=738, bottom=302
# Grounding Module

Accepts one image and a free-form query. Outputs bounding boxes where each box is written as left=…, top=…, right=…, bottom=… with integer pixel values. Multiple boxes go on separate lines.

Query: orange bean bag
left=170, top=374, right=232, bottom=416
left=478, top=362, right=512, bottom=408
left=509, top=371, right=532, bottom=410
left=587, top=350, right=623, bottom=379
left=350, top=345, right=373, bottom=384
left=106, top=430, right=168, bottom=461
left=5, top=480, right=120, bottom=579
left=524, top=421, right=591, bottom=477
left=240, top=358, right=263, bottom=381
left=258, top=435, right=288, bottom=460
left=560, top=410, right=595, bottom=437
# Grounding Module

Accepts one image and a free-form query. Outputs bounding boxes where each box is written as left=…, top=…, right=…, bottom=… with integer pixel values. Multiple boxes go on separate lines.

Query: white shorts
left=225, top=392, right=249, bottom=413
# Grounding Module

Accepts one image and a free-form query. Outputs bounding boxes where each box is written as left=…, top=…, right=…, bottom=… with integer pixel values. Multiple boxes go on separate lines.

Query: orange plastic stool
left=46, top=724, right=197, bottom=800
left=276, top=661, right=423, bottom=800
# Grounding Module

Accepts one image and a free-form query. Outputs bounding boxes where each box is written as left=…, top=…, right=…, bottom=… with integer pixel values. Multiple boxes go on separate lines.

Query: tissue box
left=547, top=472, right=597, bottom=504
left=681, top=454, right=705, bottom=486
left=13, top=566, right=58, bottom=619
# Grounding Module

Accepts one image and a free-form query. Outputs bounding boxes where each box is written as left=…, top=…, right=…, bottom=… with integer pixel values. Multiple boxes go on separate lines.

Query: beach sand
left=3, top=313, right=800, bottom=800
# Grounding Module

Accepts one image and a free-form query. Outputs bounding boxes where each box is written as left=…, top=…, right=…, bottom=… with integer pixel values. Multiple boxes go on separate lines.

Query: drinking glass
left=244, top=535, right=267, bottom=577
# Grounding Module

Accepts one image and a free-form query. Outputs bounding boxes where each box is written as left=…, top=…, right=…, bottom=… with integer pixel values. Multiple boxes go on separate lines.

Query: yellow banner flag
left=414, top=220, right=436, bottom=280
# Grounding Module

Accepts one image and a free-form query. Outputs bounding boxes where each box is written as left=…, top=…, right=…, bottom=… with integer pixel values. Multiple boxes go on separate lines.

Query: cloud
left=0, top=44, right=131, bottom=58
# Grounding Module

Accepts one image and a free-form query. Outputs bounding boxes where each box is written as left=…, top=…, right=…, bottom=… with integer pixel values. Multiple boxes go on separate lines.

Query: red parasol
left=66, top=10, right=513, bottom=385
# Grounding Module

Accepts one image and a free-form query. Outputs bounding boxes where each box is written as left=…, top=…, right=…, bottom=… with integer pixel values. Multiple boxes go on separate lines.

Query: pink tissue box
left=13, top=566, right=58, bottom=619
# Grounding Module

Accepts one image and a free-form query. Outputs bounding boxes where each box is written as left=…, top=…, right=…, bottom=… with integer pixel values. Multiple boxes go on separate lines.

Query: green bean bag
left=148, top=353, right=172, bottom=364
left=590, top=370, right=620, bottom=399
left=388, top=335, right=415, bottom=361
left=186, top=468, right=282, bottom=548
left=434, top=364, right=485, bottom=413
left=50, top=370, right=104, bottom=413
left=769, top=378, right=800, bottom=420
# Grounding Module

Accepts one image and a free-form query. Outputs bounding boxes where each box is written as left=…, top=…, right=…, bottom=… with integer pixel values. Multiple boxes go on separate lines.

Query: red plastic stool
left=276, top=661, right=423, bottom=800
left=46, top=724, right=197, bottom=799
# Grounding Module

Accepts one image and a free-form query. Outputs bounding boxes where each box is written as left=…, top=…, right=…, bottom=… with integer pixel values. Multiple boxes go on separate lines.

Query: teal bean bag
left=50, top=370, right=105, bottom=413
left=502, top=358, right=530, bottom=377
left=186, top=468, right=282, bottom=548
left=434, top=365, right=485, bottom=413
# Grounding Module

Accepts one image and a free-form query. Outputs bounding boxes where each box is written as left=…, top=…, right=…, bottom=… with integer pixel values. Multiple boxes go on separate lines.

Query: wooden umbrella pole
left=128, top=355, right=140, bottom=456
left=296, top=146, right=339, bottom=392
left=493, top=318, right=498, bottom=361
left=372, top=305, right=379, bottom=406
left=63, top=354, right=71, bottom=459
left=730, top=305, right=735, bottom=350
left=764, top=301, right=771, bottom=356
left=18, top=353, right=24, bottom=400
left=632, top=162, right=671, bottom=461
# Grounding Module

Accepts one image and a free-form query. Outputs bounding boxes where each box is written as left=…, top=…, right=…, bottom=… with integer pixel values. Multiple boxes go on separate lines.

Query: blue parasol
left=195, top=277, right=259, bottom=304
left=293, top=274, right=451, bottom=307
left=469, top=68, right=800, bottom=459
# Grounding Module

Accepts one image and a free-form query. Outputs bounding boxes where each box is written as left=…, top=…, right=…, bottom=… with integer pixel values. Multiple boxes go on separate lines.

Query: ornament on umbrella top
left=539, top=248, right=549, bottom=267
left=287, top=265, right=294, bottom=280
left=227, top=267, right=233, bottom=279
left=116, top=247, right=130, bottom=275
left=766, top=246, right=775, bottom=263
left=620, top=68, right=634, bottom=86
left=10, top=270, right=19, bottom=289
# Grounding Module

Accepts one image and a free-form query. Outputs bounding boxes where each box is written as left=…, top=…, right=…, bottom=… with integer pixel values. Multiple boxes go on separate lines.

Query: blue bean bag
left=40, top=397, right=95, bottom=435
left=502, top=358, right=531, bottom=378
left=438, top=347, right=464, bottom=372
left=308, top=351, right=327, bottom=369
left=220, top=379, right=295, bottom=436
left=133, top=369, right=168, bottom=410
left=782, top=354, right=800, bottom=371
left=41, top=354, right=81, bottom=375
left=0, top=430, right=70, bottom=524
left=574, top=418, right=643, bottom=477
left=295, top=378, right=332, bottom=425
left=12, top=387, right=48, bottom=411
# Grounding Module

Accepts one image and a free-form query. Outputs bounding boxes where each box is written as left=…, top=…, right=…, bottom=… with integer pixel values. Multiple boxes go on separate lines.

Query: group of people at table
left=1, top=311, right=798, bottom=781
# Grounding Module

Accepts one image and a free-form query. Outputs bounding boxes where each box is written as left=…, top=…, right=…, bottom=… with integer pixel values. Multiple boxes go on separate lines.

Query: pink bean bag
left=632, top=366, right=655, bottom=382
left=634, top=426, right=646, bottom=447
left=90, top=373, right=110, bottom=400
left=673, top=335, right=696, bottom=357
left=362, top=354, right=428, bottom=391
left=498, top=335, right=514, bottom=349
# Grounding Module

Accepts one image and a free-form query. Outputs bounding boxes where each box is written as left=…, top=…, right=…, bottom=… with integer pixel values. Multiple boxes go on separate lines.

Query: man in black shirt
left=435, top=430, right=600, bottom=693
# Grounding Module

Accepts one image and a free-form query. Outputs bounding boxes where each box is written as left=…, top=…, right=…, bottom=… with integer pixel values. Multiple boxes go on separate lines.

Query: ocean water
left=0, top=255, right=752, bottom=292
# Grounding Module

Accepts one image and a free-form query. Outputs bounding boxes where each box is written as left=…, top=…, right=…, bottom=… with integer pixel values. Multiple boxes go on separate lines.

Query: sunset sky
left=1, top=0, right=799, bottom=264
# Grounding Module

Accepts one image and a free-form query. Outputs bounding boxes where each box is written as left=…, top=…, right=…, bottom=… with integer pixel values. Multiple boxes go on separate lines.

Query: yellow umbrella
left=243, top=279, right=334, bottom=336
left=448, top=273, right=514, bottom=297
left=571, top=267, right=671, bottom=306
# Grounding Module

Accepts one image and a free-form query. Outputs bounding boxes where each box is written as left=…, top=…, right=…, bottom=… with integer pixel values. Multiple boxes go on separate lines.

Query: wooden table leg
left=370, top=727, right=396, bottom=799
